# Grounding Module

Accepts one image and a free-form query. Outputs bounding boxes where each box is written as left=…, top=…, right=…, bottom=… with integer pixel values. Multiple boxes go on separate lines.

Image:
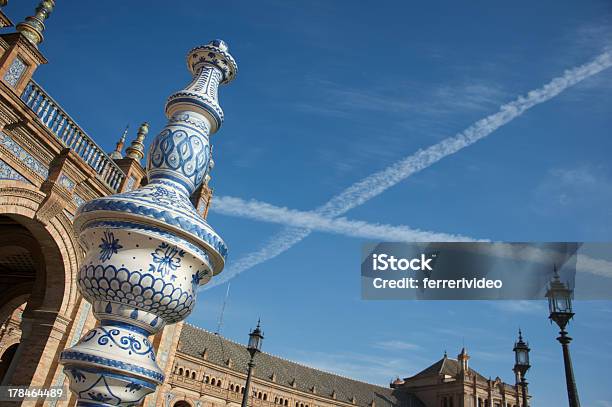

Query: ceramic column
left=59, top=39, right=237, bottom=406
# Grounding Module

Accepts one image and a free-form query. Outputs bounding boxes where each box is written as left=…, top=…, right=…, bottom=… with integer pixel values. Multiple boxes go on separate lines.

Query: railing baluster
left=20, top=79, right=126, bottom=192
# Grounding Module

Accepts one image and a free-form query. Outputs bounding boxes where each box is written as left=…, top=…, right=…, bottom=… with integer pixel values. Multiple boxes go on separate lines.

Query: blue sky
left=5, top=0, right=612, bottom=405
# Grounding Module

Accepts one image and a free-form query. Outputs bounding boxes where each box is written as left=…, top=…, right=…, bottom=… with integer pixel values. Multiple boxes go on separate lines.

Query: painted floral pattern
left=149, top=242, right=185, bottom=277
left=98, top=231, right=122, bottom=262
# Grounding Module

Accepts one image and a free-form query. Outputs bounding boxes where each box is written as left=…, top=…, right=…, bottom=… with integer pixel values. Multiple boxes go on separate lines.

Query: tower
left=109, top=125, right=129, bottom=160
left=59, top=39, right=237, bottom=406
left=458, top=347, right=469, bottom=375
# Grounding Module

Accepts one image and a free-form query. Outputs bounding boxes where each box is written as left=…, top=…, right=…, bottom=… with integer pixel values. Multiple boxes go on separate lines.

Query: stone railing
left=20, top=80, right=125, bottom=191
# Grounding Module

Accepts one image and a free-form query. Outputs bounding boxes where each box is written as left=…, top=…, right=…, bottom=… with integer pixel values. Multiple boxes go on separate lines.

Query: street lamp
left=241, top=319, right=264, bottom=407
left=513, top=329, right=530, bottom=407
left=546, top=266, right=581, bottom=407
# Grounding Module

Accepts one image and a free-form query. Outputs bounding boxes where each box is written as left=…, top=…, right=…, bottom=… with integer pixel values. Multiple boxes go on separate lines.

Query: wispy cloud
left=373, top=340, right=421, bottom=351
left=532, top=165, right=612, bottom=214
left=211, top=195, right=482, bottom=242
left=491, top=300, right=547, bottom=314
left=206, top=50, right=612, bottom=289
left=289, top=349, right=421, bottom=385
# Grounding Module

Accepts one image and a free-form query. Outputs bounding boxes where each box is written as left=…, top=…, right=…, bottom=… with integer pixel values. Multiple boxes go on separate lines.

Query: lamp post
left=546, top=266, right=581, bottom=407
left=513, top=329, right=530, bottom=407
left=241, top=320, right=264, bottom=407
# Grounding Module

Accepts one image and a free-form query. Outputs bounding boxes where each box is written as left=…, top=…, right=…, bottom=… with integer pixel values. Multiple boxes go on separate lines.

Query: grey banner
left=361, top=242, right=612, bottom=300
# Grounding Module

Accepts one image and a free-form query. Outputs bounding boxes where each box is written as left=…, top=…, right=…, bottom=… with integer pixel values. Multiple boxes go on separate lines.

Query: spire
left=16, top=0, right=55, bottom=47
left=109, top=125, right=129, bottom=160
left=125, top=122, right=149, bottom=162
left=458, top=346, right=470, bottom=373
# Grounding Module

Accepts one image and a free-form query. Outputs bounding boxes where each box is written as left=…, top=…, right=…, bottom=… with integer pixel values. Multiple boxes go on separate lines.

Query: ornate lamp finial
left=125, top=122, right=149, bottom=161
left=109, top=125, right=129, bottom=160
left=16, top=0, right=55, bottom=47
left=60, top=40, right=236, bottom=406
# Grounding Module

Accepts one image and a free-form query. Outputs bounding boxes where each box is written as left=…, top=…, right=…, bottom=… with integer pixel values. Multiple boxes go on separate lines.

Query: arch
left=173, top=401, right=192, bottom=407
left=263, top=394, right=267, bottom=401
left=285, top=400, right=288, bottom=406
left=216, top=379, right=221, bottom=387
left=0, top=183, right=80, bottom=317
left=191, top=371, right=196, bottom=380
left=0, top=186, right=80, bottom=388
left=178, top=367, right=183, bottom=375
left=211, top=377, right=216, bottom=385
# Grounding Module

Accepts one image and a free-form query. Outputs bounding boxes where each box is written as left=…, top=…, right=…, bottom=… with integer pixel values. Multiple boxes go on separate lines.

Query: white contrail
left=205, top=50, right=612, bottom=289
left=211, top=195, right=484, bottom=242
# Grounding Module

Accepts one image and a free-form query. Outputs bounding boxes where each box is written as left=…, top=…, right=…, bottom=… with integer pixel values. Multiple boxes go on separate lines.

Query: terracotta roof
left=179, top=324, right=425, bottom=407
left=405, top=357, right=487, bottom=382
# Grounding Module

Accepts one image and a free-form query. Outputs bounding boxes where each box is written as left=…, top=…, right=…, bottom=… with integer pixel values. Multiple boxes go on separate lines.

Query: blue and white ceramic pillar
left=59, top=40, right=237, bottom=406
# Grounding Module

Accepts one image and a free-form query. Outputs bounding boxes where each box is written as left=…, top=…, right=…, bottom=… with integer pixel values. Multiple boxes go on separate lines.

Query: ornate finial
left=62, top=40, right=236, bottom=405
left=552, top=263, right=560, bottom=281
left=148, top=39, right=237, bottom=192
left=518, top=328, right=523, bottom=341
left=16, top=0, right=55, bottom=47
left=109, top=125, right=129, bottom=160
left=443, top=350, right=447, bottom=358
left=125, top=122, right=149, bottom=161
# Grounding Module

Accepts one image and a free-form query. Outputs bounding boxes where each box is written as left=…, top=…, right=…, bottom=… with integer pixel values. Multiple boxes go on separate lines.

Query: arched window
left=211, top=378, right=216, bottom=386
left=178, top=367, right=183, bottom=375
left=241, top=387, right=245, bottom=394
left=217, top=380, right=222, bottom=387
left=258, top=392, right=263, bottom=399
left=285, top=400, right=288, bottom=406
left=231, top=384, right=235, bottom=391
left=263, top=394, right=267, bottom=401
left=191, top=371, right=196, bottom=380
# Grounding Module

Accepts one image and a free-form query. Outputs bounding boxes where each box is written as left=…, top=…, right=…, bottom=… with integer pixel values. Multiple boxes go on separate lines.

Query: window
left=178, top=368, right=183, bottom=375
left=204, top=376, right=210, bottom=384
left=263, top=394, right=267, bottom=401
left=191, top=372, right=196, bottom=380
left=211, top=378, right=216, bottom=386
left=285, top=400, right=288, bottom=406
left=217, top=380, right=222, bottom=387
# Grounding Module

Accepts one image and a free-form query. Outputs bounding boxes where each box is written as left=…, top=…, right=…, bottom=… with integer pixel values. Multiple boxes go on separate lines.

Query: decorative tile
left=73, top=194, right=85, bottom=208
left=0, top=132, right=48, bottom=178
left=3, top=56, right=27, bottom=87
left=125, top=175, right=136, bottom=192
left=59, top=173, right=76, bottom=190
left=0, top=159, right=29, bottom=183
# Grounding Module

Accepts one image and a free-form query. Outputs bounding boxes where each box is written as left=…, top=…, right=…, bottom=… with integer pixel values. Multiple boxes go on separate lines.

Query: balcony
left=20, top=80, right=125, bottom=191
